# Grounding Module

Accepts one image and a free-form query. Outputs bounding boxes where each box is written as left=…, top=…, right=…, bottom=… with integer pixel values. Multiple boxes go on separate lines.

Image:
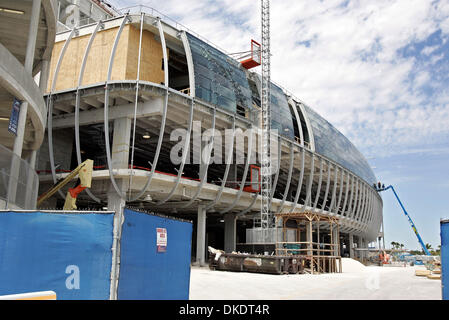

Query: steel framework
left=260, top=0, right=272, bottom=231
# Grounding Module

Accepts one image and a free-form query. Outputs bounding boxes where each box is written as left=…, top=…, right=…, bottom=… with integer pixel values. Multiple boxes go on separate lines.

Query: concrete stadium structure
left=0, top=0, right=56, bottom=209
left=36, top=9, right=383, bottom=264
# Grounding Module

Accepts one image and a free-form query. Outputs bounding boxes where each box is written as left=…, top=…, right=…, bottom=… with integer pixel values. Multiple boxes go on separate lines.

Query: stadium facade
left=35, top=6, right=383, bottom=264
left=0, top=0, right=56, bottom=209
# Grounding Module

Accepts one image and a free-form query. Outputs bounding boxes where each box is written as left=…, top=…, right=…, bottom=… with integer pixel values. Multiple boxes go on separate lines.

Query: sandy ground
left=189, top=259, right=442, bottom=300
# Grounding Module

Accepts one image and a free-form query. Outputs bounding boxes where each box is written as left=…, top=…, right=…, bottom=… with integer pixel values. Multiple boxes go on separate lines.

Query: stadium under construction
left=31, top=5, right=383, bottom=267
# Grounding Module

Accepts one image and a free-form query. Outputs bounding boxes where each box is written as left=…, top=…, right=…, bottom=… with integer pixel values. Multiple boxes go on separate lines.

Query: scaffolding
left=275, top=211, right=342, bottom=274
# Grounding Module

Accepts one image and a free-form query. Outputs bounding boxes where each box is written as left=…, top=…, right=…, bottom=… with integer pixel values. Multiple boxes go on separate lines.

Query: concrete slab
left=189, top=263, right=441, bottom=300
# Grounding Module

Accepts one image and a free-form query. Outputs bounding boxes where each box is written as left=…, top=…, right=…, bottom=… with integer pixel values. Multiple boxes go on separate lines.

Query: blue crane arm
left=379, top=185, right=430, bottom=255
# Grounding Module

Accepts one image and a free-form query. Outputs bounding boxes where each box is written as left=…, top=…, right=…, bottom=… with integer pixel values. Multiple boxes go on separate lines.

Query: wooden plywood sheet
left=46, top=24, right=169, bottom=93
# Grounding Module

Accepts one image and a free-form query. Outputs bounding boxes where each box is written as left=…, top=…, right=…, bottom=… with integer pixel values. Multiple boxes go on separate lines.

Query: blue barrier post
left=441, top=219, right=449, bottom=300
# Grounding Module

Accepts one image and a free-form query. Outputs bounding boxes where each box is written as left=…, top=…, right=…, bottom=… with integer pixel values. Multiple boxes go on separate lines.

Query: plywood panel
left=46, top=24, right=169, bottom=93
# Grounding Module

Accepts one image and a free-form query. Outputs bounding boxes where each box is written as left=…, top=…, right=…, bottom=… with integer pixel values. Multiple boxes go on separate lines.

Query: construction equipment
left=377, top=185, right=431, bottom=256
left=260, top=0, right=272, bottom=233
left=37, top=159, right=93, bottom=210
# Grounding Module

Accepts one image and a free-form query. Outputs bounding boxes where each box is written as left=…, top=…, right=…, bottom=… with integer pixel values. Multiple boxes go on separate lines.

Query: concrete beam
left=52, top=99, right=163, bottom=129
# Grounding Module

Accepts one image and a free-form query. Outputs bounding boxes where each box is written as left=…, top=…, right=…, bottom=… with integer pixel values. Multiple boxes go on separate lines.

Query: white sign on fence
left=157, top=228, right=167, bottom=253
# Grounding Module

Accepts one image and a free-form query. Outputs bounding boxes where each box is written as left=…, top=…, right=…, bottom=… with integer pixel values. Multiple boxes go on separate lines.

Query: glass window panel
left=187, top=33, right=253, bottom=114
left=304, top=104, right=376, bottom=184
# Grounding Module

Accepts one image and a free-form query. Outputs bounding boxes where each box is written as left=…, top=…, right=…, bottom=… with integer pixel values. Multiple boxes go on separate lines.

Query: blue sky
left=108, top=0, right=449, bottom=251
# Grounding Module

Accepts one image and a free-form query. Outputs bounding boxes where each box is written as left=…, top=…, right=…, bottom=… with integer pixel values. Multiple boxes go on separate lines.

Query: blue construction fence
left=441, top=220, right=449, bottom=300
left=0, top=208, right=192, bottom=300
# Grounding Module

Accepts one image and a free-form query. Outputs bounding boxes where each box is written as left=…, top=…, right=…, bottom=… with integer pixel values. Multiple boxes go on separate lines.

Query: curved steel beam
left=269, top=136, right=282, bottom=204
left=346, top=174, right=356, bottom=218
left=277, top=143, right=294, bottom=213
left=156, top=98, right=195, bottom=205
left=75, top=21, right=103, bottom=204
left=128, top=13, right=145, bottom=200
left=181, top=108, right=216, bottom=208
left=320, top=160, right=331, bottom=212
left=336, top=169, right=345, bottom=214
left=355, top=180, right=364, bottom=221
left=289, top=98, right=303, bottom=146
left=328, top=164, right=338, bottom=213
left=180, top=31, right=195, bottom=97
left=299, top=152, right=315, bottom=212
left=205, top=117, right=235, bottom=211
left=103, top=15, right=131, bottom=200
left=128, top=17, right=170, bottom=202
left=341, top=173, right=351, bottom=217
left=288, top=147, right=305, bottom=213
left=220, top=126, right=254, bottom=214
left=237, top=193, right=259, bottom=217
left=359, top=183, right=367, bottom=222
left=47, top=26, right=78, bottom=199
left=312, top=157, right=324, bottom=210
left=350, top=179, right=359, bottom=220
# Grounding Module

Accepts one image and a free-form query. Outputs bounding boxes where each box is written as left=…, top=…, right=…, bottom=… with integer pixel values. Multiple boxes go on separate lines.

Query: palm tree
left=424, top=243, right=433, bottom=255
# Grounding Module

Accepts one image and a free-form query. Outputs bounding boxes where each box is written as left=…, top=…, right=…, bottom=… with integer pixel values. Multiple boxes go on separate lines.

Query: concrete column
left=349, top=233, right=355, bottom=258
left=108, top=117, right=132, bottom=299
left=357, top=236, right=363, bottom=260
left=224, top=213, right=237, bottom=253
left=196, top=205, right=207, bottom=266
left=111, top=117, right=132, bottom=170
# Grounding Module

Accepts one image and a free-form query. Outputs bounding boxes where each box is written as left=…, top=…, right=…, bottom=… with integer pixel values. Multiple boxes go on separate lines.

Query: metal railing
left=0, top=144, right=39, bottom=209
left=116, top=4, right=230, bottom=54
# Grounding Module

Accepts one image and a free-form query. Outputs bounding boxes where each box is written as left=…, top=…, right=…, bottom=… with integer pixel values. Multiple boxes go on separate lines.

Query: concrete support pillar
left=349, top=233, right=355, bottom=258
left=224, top=213, right=237, bottom=253
left=111, top=117, right=132, bottom=170
left=108, top=116, right=131, bottom=299
left=196, top=205, right=207, bottom=266
left=357, top=236, right=363, bottom=260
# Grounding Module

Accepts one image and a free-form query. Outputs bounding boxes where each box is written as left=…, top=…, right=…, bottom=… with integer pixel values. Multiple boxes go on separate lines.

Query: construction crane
left=260, top=0, right=272, bottom=233
left=377, top=185, right=431, bottom=256
left=37, top=159, right=94, bottom=210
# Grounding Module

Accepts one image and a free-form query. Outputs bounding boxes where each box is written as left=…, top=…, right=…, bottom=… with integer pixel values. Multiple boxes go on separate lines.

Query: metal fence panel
left=117, top=208, right=192, bottom=300
left=0, top=211, right=114, bottom=299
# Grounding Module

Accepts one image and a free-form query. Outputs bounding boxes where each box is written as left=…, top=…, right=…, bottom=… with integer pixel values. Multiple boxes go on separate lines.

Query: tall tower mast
left=260, top=0, right=272, bottom=232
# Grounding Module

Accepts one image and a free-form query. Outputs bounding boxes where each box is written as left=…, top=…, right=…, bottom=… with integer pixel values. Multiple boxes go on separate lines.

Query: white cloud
left=110, top=0, right=449, bottom=158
